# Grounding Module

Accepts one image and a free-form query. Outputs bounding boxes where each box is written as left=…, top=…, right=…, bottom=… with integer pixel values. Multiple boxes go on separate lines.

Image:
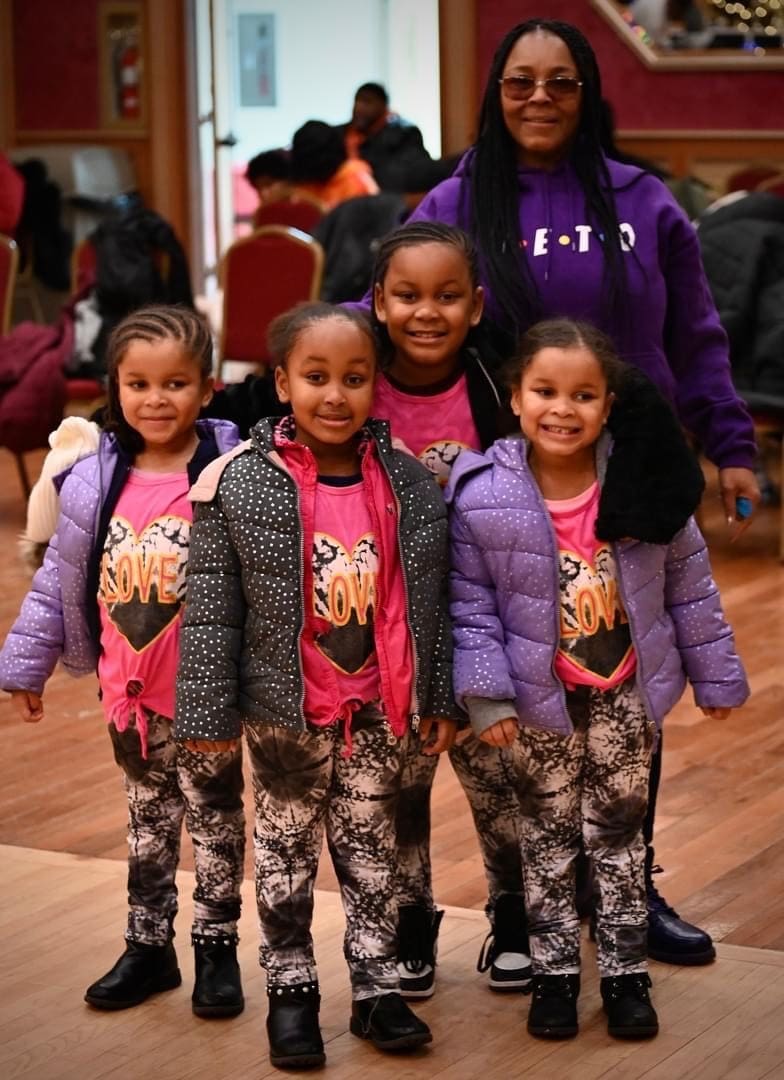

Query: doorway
left=190, top=0, right=441, bottom=296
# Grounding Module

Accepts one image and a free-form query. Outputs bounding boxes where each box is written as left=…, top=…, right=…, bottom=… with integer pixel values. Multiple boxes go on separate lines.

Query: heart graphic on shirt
left=419, top=439, right=469, bottom=487
left=312, top=532, right=378, bottom=674
left=557, top=544, right=633, bottom=680
left=100, top=516, right=191, bottom=653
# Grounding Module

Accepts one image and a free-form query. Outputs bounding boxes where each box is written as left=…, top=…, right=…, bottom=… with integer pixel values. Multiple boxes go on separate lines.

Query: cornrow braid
left=371, top=221, right=481, bottom=364
left=105, top=303, right=213, bottom=454
left=471, top=19, right=631, bottom=346
left=371, top=220, right=480, bottom=293
left=504, top=316, right=626, bottom=394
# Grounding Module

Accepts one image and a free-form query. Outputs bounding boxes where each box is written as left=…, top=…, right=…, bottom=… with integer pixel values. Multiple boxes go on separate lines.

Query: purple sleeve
left=663, top=518, right=749, bottom=707
left=0, top=531, right=66, bottom=694
left=449, top=498, right=516, bottom=709
left=661, top=205, right=757, bottom=469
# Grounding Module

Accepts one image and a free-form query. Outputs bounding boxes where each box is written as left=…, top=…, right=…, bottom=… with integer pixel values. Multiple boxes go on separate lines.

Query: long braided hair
left=105, top=303, right=214, bottom=455
left=469, top=19, right=631, bottom=344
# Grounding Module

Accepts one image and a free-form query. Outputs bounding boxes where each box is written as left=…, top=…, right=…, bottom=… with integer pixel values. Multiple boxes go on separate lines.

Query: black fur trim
left=597, top=367, right=705, bottom=544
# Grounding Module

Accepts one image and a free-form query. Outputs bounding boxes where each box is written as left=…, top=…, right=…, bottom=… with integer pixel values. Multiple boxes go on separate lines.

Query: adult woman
left=408, top=18, right=758, bottom=967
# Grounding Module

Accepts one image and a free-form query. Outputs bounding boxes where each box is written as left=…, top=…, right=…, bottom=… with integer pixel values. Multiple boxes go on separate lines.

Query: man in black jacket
left=335, top=82, right=459, bottom=195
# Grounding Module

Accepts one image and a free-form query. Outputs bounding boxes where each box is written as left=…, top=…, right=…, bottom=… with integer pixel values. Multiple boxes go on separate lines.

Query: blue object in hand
left=735, top=497, right=753, bottom=520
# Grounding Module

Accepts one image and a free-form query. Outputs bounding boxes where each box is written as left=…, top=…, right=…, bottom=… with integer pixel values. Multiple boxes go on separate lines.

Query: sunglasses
left=498, top=75, right=583, bottom=102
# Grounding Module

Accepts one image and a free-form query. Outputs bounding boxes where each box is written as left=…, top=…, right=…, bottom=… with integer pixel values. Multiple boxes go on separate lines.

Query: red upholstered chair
left=251, top=193, right=325, bottom=235
left=218, top=226, right=324, bottom=379
left=725, top=164, right=781, bottom=194
left=0, top=232, right=19, bottom=335
left=758, top=172, right=784, bottom=200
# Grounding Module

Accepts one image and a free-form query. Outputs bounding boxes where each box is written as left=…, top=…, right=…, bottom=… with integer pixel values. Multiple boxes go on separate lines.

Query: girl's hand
left=479, top=717, right=518, bottom=747
left=181, top=738, right=241, bottom=753
left=11, top=690, right=44, bottom=723
left=700, top=706, right=732, bottom=720
left=719, top=467, right=760, bottom=540
left=418, top=717, right=457, bottom=755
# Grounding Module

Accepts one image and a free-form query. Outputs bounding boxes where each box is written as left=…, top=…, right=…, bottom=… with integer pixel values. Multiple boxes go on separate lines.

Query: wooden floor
left=3, top=845, right=784, bottom=1080
left=1, top=441, right=783, bottom=1076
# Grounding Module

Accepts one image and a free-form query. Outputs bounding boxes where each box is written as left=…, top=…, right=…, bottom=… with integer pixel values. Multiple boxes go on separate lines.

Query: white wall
left=194, top=0, right=440, bottom=275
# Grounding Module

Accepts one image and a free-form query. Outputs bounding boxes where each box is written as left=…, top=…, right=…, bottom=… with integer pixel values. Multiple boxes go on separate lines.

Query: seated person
left=243, top=148, right=325, bottom=230
left=336, top=82, right=459, bottom=194
left=244, top=149, right=294, bottom=208
left=289, top=121, right=378, bottom=210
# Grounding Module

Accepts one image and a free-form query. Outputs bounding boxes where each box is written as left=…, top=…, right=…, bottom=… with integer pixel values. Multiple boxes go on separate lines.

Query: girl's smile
left=511, top=345, right=613, bottom=475
left=274, top=317, right=376, bottom=472
left=374, top=243, right=483, bottom=386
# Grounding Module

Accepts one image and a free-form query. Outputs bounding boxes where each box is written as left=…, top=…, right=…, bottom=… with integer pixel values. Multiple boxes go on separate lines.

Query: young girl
left=0, top=304, right=246, bottom=1019
left=447, top=318, right=749, bottom=1040
left=175, top=302, right=455, bottom=1069
left=370, top=221, right=532, bottom=998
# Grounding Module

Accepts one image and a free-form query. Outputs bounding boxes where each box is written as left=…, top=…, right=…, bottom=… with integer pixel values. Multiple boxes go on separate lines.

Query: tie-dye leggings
left=509, top=678, right=655, bottom=977
left=108, top=709, right=245, bottom=946
left=244, top=703, right=406, bottom=1000
left=395, top=733, right=523, bottom=914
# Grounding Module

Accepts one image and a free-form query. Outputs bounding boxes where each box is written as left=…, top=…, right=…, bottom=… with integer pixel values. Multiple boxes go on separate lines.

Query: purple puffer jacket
left=0, top=419, right=240, bottom=695
left=445, top=436, right=749, bottom=737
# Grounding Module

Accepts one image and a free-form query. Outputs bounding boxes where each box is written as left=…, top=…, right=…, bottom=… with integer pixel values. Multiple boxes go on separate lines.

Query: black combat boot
left=192, top=934, right=244, bottom=1018
left=84, top=939, right=181, bottom=1010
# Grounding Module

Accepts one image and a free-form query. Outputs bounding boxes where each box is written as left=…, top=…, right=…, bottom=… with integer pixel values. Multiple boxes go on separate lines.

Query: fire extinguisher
left=118, top=36, right=141, bottom=120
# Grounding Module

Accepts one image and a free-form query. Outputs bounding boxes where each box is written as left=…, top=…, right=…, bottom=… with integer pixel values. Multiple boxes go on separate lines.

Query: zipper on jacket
left=262, top=438, right=308, bottom=726
left=376, top=453, right=421, bottom=726
left=611, top=541, right=656, bottom=725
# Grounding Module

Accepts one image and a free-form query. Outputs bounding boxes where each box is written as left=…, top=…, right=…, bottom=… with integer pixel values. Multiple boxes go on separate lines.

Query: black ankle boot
left=349, top=992, right=432, bottom=1050
left=397, top=904, right=444, bottom=999
left=600, top=972, right=659, bottom=1038
left=84, top=940, right=181, bottom=1010
left=527, top=974, right=580, bottom=1039
left=646, top=850, right=715, bottom=965
left=266, top=982, right=325, bottom=1069
left=192, top=934, right=244, bottom=1019
left=477, top=893, right=532, bottom=992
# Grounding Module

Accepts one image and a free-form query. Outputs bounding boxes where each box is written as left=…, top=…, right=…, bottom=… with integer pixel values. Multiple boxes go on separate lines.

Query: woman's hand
left=418, top=717, right=457, bottom=755
left=181, top=738, right=241, bottom=753
left=10, top=690, right=44, bottom=723
left=478, top=717, right=519, bottom=748
left=719, top=466, right=760, bottom=540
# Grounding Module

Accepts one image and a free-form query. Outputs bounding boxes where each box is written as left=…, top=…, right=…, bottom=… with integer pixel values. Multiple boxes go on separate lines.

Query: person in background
left=290, top=120, right=378, bottom=210
left=447, top=317, right=748, bottom=1040
left=336, top=82, right=459, bottom=195
left=244, top=149, right=294, bottom=208
left=404, top=16, right=759, bottom=968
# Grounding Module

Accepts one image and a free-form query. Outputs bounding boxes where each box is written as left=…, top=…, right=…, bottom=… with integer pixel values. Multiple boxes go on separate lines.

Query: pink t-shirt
left=372, top=372, right=480, bottom=486
left=97, top=469, right=192, bottom=754
left=545, top=481, right=637, bottom=691
left=304, top=477, right=381, bottom=716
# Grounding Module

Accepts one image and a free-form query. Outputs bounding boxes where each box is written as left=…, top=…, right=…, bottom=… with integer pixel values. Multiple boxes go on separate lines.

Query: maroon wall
left=477, top=1, right=782, bottom=131
left=14, top=0, right=100, bottom=131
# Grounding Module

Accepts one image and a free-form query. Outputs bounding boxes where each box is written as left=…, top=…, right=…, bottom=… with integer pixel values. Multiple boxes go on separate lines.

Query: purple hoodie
left=407, top=154, right=755, bottom=471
